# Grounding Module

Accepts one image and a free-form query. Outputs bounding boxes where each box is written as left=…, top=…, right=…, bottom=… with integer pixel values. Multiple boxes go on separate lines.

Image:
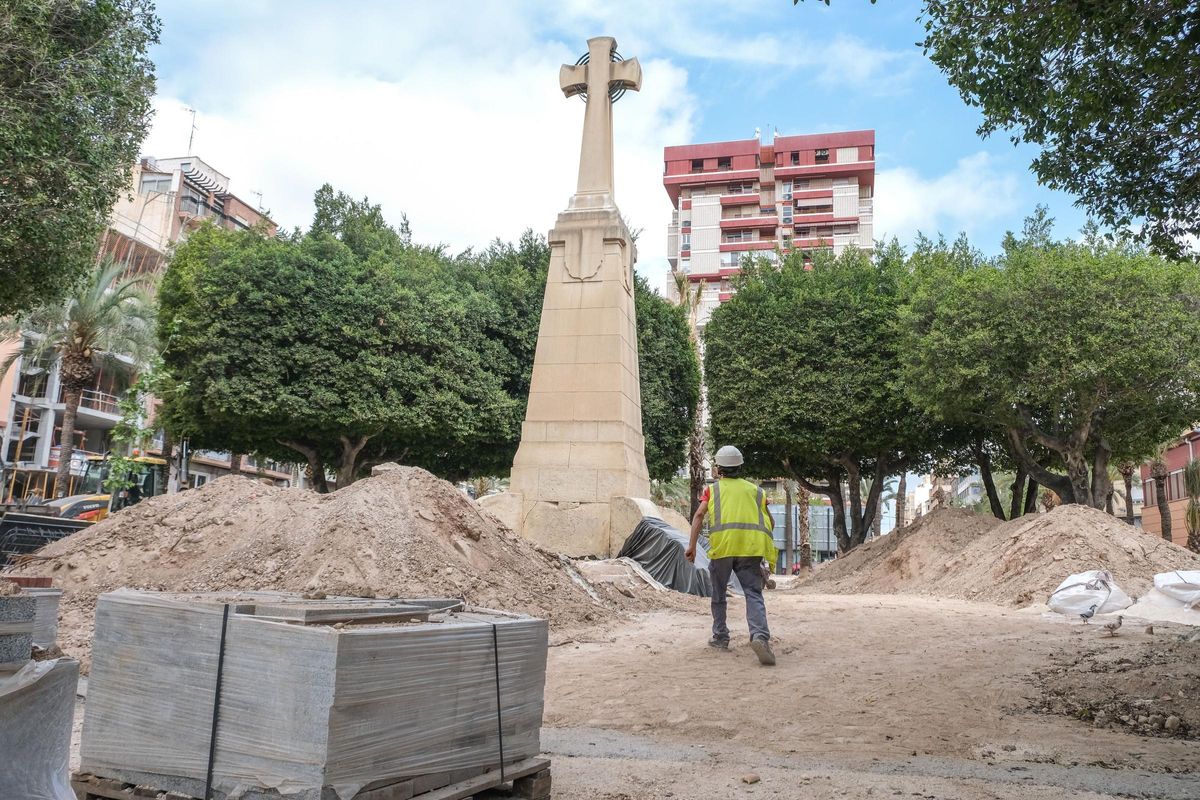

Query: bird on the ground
left=1080, top=604, right=1098, bottom=623
left=1102, top=616, right=1123, bottom=637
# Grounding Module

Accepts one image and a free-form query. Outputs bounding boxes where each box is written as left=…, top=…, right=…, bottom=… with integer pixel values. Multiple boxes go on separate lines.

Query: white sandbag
left=1048, top=570, right=1133, bottom=616
left=1154, top=570, right=1200, bottom=609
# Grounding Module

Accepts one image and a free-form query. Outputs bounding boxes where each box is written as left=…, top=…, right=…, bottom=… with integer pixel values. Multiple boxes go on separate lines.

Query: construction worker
left=685, top=445, right=777, bottom=666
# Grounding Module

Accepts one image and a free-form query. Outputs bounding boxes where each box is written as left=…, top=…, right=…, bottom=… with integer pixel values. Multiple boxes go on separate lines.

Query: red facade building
left=663, top=130, right=875, bottom=326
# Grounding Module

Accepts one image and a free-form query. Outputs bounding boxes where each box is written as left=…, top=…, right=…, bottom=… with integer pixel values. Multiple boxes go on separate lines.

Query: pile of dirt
left=1034, top=635, right=1200, bottom=740
left=9, top=464, right=690, bottom=667
left=803, top=505, right=1200, bottom=607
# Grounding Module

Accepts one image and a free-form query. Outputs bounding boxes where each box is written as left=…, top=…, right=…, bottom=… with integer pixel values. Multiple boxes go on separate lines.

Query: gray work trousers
left=708, top=556, right=770, bottom=642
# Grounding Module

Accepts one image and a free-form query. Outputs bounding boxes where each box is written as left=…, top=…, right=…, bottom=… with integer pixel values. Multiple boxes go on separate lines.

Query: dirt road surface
left=534, top=592, right=1199, bottom=799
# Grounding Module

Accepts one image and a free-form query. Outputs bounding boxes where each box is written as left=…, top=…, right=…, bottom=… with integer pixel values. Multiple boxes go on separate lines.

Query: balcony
left=79, top=389, right=121, bottom=416
left=720, top=215, right=777, bottom=231
left=719, top=194, right=761, bottom=207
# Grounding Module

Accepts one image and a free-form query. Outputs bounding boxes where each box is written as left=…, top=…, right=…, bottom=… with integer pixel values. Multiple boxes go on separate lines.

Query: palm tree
left=1183, top=459, right=1200, bottom=554
left=1149, top=446, right=1173, bottom=543
left=896, top=473, right=907, bottom=529
left=796, top=482, right=813, bottom=570
left=1, top=259, right=156, bottom=498
left=673, top=271, right=708, bottom=517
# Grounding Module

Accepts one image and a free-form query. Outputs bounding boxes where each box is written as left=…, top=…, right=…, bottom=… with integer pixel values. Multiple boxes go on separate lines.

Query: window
left=691, top=158, right=704, bottom=172
left=681, top=219, right=690, bottom=228
left=790, top=151, right=800, bottom=166
left=681, top=232, right=691, bottom=247
left=783, top=235, right=792, bottom=248
left=815, top=149, right=829, bottom=163
left=139, top=175, right=171, bottom=195
left=721, top=251, right=742, bottom=267
left=724, top=230, right=752, bottom=242
left=760, top=207, right=774, bottom=216
left=717, top=156, right=731, bottom=170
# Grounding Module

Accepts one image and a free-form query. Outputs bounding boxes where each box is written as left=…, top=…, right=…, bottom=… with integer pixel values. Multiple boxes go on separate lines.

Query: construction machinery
left=1, top=454, right=167, bottom=566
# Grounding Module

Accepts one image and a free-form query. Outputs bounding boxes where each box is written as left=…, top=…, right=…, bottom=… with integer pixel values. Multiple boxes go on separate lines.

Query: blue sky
left=142, top=0, right=1089, bottom=289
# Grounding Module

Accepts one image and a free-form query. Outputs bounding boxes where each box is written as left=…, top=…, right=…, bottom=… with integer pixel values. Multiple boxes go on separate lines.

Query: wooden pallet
left=72, top=758, right=552, bottom=800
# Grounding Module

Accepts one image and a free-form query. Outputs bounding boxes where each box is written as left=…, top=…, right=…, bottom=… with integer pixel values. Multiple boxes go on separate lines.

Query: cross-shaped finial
left=559, top=37, right=641, bottom=202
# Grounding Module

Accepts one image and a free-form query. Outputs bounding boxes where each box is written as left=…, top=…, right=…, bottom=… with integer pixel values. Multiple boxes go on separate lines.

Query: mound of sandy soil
left=803, top=505, right=1200, bottom=607
left=9, top=463, right=689, bottom=667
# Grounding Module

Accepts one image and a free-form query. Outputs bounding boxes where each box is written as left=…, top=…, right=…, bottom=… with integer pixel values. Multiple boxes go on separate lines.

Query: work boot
left=708, top=637, right=730, bottom=651
left=750, top=636, right=776, bottom=666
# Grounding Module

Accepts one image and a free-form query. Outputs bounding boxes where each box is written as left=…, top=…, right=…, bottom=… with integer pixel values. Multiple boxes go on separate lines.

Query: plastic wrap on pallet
left=26, top=588, right=62, bottom=649
left=617, top=517, right=712, bottom=597
left=0, top=657, right=80, bottom=800
left=80, top=590, right=548, bottom=800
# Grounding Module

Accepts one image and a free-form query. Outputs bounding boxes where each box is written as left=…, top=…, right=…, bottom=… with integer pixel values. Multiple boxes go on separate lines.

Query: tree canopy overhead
left=0, top=0, right=160, bottom=317
left=920, top=0, right=1200, bottom=259
left=705, top=245, right=935, bottom=553
left=899, top=211, right=1200, bottom=510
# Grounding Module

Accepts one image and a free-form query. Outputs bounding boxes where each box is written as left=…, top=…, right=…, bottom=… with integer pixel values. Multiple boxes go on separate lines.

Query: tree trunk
left=280, top=440, right=329, bottom=493
left=797, top=482, right=812, bottom=569
left=1189, top=523, right=1200, bottom=554
left=783, top=480, right=794, bottom=572
left=688, top=412, right=706, bottom=518
left=1023, top=478, right=1039, bottom=514
left=1009, top=467, right=1027, bottom=520
left=1154, top=475, right=1172, bottom=543
left=54, top=386, right=81, bottom=498
left=975, top=443, right=1007, bottom=520
left=896, top=473, right=907, bottom=529
left=229, top=452, right=243, bottom=477
left=872, top=505, right=883, bottom=539
left=334, top=434, right=373, bottom=489
left=1105, top=489, right=1115, bottom=515
left=1122, top=471, right=1135, bottom=525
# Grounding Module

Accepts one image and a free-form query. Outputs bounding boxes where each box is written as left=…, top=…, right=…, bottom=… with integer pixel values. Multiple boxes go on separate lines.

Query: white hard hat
left=714, top=445, right=744, bottom=467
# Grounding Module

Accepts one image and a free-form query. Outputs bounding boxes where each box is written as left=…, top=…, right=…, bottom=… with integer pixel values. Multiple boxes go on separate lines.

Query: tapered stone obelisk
left=497, top=36, right=652, bottom=556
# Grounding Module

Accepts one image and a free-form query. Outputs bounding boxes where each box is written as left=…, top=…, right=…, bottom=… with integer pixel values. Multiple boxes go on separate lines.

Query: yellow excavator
left=1, top=454, right=167, bottom=565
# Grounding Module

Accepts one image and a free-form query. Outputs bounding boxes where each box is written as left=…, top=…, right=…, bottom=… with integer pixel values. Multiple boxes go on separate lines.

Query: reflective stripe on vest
left=710, top=481, right=772, bottom=535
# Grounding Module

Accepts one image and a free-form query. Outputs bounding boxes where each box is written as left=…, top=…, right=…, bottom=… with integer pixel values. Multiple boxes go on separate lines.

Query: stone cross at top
left=559, top=37, right=641, bottom=204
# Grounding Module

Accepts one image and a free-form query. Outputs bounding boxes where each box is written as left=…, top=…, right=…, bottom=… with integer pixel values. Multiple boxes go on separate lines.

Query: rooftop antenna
left=185, top=107, right=198, bottom=155
left=252, top=190, right=264, bottom=211
left=754, top=126, right=761, bottom=140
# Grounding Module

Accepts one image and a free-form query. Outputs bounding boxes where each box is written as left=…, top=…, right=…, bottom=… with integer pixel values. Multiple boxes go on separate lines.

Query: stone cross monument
left=498, top=36, right=654, bottom=556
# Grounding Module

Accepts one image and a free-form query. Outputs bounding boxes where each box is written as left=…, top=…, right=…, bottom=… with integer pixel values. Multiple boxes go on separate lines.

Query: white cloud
left=142, top=4, right=696, bottom=290
left=874, top=152, right=1023, bottom=245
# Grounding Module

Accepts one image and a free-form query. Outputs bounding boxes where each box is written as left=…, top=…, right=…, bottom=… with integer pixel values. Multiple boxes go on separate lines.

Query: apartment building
left=0, top=156, right=294, bottom=499
left=1140, top=429, right=1200, bottom=547
left=664, top=130, right=875, bottom=327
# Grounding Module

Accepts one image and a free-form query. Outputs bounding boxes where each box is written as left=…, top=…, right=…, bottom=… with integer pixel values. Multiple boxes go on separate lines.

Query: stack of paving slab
left=0, top=584, right=79, bottom=800
left=80, top=590, right=549, bottom=800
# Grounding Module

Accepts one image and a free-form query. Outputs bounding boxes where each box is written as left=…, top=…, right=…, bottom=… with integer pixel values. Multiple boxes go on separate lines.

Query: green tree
left=635, top=275, right=701, bottom=482
left=1184, top=458, right=1200, bottom=554
left=899, top=213, right=1200, bottom=510
left=158, top=213, right=516, bottom=490
left=2, top=258, right=156, bottom=496
left=918, top=1, right=1200, bottom=258
left=0, top=0, right=159, bottom=317
left=705, top=245, right=934, bottom=553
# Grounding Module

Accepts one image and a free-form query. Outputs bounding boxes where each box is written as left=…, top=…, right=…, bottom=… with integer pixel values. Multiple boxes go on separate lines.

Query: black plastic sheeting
left=617, top=517, right=712, bottom=597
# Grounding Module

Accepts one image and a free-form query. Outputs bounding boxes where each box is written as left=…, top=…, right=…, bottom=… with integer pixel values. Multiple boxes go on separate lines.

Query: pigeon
left=1080, top=603, right=1098, bottom=623
left=1102, top=616, right=1123, bottom=637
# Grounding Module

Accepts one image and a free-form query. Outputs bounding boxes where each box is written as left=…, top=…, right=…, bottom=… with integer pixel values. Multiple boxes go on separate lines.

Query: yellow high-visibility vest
left=705, top=478, right=777, bottom=563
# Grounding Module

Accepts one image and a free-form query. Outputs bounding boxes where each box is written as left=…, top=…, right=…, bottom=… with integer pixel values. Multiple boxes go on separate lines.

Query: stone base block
left=477, top=491, right=523, bottom=533
left=522, top=501, right=611, bottom=557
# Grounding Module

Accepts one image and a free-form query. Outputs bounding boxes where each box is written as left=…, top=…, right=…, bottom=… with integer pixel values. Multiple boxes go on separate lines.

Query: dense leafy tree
left=1, top=258, right=156, bottom=496
left=919, top=1, right=1200, bottom=258
left=899, top=212, right=1200, bottom=509
left=158, top=211, right=516, bottom=490
left=635, top=275, right=701, bottom=482
left=0, top=0, right=159, bottom=317
left=705, top=245, right=936, bottom=553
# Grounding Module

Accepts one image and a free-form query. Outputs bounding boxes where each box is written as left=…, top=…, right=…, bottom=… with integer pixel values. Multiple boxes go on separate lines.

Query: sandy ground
left=68, top=592, right=1199, bottom=799
left=534, top=592, right=1200, bottom=799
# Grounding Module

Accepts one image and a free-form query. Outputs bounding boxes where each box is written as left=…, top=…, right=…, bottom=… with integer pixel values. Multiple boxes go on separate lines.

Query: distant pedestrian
left=685, top=445, right=777, bottom=665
